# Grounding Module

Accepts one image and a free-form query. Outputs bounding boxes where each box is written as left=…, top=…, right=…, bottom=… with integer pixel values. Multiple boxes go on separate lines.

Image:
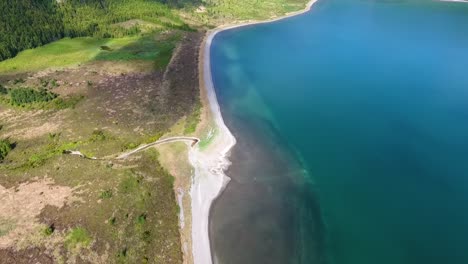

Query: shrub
left=43, top=224, right=55, bottom=236
left=52, top=95, right=84, bottom=109
left=10, top=87, right=57, bottom=106
left=0, top=139, right=13, bottom=161
left=40, top=78, right=49, bottom=87
left=100, top=45, right=113, bottom=51
left=100, top=189, right=113, bottom=199
left=50, top=79, right=58, bottom=88
left=0, top=84, right=7, bottom=94
left=90, top=130, right=106, bottom=142
left=13, top=78, right=24, bottom=84
left=137, top=213, right=147, bottom=225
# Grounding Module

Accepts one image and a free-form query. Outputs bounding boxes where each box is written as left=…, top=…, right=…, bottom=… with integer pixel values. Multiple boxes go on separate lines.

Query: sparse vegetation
left=43, top=225, right=55, bottom=236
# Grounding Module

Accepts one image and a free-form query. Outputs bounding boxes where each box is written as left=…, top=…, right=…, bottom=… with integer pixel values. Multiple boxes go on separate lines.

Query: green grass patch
left=95, top=36, right=159, bottom=61
left=144, top=132, right=163, bottom=144
left=137, top=213, right=147, bottom=225
left=65, top=227, right=92, bottom=249
left=0, top=38, right=107, bottom=73
left=0, top=35, right=179, bottom=73
left=0, top=34, right=180, bottom=73
left=26, top=141, right=80, bottom=168
left=153, top=42, right=175, bottom=70
left=96, top=34, right=180, bottom=70
left=197, top=127, right=219, bottom=150
left=118, top=173, right=140, bottom=194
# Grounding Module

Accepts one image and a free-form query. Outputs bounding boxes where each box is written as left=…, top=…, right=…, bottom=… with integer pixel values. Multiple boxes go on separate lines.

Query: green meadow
left=0, top=35, right=178, bottom=73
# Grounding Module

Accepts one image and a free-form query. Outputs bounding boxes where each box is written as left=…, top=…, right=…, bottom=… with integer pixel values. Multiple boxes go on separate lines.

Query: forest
left=0, top=0, right=195, bottom=61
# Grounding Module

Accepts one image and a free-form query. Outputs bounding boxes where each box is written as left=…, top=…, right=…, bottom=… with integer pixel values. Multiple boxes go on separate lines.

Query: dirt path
left=64, top=136, right=200, bottom=160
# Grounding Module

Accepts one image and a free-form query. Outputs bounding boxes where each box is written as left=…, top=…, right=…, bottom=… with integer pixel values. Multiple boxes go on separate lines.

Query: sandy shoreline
left=189, top=1, right=318, bottom=264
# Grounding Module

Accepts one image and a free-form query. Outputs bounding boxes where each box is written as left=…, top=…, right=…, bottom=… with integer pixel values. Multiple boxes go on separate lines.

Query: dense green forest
left=0, top=1, right=63, bottom=60
left=0, top=0, right=193, bottom=61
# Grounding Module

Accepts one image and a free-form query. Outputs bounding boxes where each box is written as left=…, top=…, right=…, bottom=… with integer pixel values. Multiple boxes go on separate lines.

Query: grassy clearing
left=0, top=34, right=180, bottom=73
left=0, top=38, right=107, bottom=73
left=96, top=34, right=181, bottom=70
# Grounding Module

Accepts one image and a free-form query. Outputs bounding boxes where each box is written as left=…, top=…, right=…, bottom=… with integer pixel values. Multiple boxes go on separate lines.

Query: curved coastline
left=191, top=1, right=318, bottom=264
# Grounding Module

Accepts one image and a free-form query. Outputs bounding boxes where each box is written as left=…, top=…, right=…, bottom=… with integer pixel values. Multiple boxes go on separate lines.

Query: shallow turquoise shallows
left=209, top=1, right=468, bottom=264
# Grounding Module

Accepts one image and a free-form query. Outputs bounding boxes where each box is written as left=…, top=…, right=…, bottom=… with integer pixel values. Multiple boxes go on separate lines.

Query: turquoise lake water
left=209, top=0, right=468, bottom=263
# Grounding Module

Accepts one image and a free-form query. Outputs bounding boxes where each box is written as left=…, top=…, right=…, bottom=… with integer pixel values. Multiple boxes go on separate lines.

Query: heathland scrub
left=0, top=30, right=201, bottom=263
left=190, top=1, right=317, bottom=263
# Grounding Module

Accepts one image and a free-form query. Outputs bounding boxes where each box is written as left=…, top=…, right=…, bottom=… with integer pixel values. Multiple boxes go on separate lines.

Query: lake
left=209, top=0, right=468, bottom=263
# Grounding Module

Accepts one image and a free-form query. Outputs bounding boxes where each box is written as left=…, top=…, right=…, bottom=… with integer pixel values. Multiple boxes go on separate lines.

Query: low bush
left=0, top=84, right=7, bottom=94
left=100, top=189, right=113, bottom=199
left=52, top=95, right=84, bottom=109
left=10, top=87, right=57, bottom=106
left=0, top=139, right=13, bottom=161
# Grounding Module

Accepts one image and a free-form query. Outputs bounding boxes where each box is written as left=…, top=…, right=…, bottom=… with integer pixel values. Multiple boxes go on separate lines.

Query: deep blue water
left=209, top=1, right=468, bottom=263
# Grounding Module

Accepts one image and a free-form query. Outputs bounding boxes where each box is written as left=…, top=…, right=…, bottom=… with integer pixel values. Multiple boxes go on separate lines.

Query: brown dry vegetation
left=0, top=31, right=203, bottom=264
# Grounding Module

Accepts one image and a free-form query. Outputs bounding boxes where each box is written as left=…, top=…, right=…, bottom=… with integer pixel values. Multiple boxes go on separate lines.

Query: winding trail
left=64, top=136, right=200, bottom=160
